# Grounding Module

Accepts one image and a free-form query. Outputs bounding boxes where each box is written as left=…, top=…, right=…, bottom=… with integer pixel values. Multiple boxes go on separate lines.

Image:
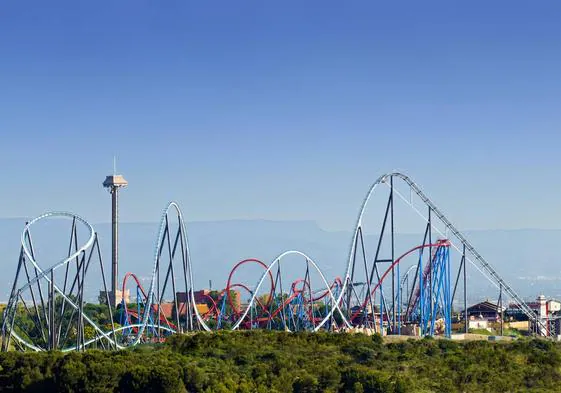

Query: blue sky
left=0, top=1, right=560, bottom=231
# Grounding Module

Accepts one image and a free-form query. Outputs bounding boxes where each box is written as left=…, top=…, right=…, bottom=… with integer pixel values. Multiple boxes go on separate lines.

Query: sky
left=1, top=1, right=560, bottom=232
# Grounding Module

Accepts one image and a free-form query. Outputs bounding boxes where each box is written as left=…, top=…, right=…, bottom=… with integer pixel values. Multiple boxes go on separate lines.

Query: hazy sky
left=1, top=1, right=560, bottom=232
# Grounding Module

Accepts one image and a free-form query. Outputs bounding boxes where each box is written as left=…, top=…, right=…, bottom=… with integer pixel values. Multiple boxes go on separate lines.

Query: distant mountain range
left=0, top=218, right=560, bottom=304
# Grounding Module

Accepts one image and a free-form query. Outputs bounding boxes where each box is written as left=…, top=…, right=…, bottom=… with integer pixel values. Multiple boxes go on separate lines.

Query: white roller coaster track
left=133, top=201, right=211, bottom=345
left=231, top=250, right=350, bottom=331
left=3, top=212, right=122, bottom=351
left=3, top=203, right=212, bottom=351
left=3, top=172, right=543, bottom=349
left=316, top=172, right=543, bottom=332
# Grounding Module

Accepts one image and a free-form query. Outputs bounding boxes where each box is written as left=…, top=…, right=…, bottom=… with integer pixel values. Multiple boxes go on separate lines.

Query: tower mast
left=102, top=162, right=128, bottom=307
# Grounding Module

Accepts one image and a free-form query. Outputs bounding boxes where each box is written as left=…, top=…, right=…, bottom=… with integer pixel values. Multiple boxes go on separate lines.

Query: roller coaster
left=1, top=172, right=546, bottom=351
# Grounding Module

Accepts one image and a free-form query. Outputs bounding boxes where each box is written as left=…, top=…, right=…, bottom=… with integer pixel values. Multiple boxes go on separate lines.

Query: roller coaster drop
left=1, top=173, right=544, bottom=351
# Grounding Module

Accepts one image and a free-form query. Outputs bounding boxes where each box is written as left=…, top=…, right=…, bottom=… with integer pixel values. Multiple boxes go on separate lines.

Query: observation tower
left=102, top=164, right=128, bottom=307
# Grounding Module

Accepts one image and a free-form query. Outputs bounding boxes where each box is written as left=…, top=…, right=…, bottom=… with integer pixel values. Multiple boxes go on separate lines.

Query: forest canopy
left=0, top=331, right=560, bottom=392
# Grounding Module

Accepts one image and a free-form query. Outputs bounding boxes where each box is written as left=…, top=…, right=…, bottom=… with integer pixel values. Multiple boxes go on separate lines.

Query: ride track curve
left=231, top=250, right=349, bottom=332
left=129, top=201, right=212, bottom=344
left=1, top=202, right=214, bottom=352
left=348, top=240, right=450, bottom=323
left=318, top=171, right=544, bottom=333
left=234, top=276, right=344, bottom=328
left=225, top=259, right=275, bottom=321
left=2, top=172, right=546, bottom=352
left=1, top=212, right=121, bottom=352
left=120, top=272, right=177, bottom=335
left=198, top=261, right=344, bottom=330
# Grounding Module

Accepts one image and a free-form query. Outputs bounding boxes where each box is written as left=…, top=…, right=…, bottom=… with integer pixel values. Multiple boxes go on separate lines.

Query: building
left=462, top=296, right=561, bottom=337
left=507, top=296, right=561, bottom=321
left=156, top=303, right=175, bottom=320
left=548, top=299, right=561, bottom=313
left=191, top=289, right=242, bottom=310
left=156, top=302, right=210, bottom=320
left=468, top=317, right=489, bottom=330
left=193, top=289, right=211, bottom=304
left=465, top=300, right=504, bottom=321
left=99, top=289, right=130, bottom=306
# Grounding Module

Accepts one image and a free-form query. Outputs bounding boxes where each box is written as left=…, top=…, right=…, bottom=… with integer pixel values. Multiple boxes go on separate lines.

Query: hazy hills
left=0, top=218, right=560, bottom=303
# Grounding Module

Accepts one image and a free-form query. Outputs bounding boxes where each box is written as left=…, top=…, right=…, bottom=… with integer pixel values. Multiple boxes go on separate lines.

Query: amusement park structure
left=102, top=166, right=128, bottom=307
left=1, top=172, right=548, bottom=351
